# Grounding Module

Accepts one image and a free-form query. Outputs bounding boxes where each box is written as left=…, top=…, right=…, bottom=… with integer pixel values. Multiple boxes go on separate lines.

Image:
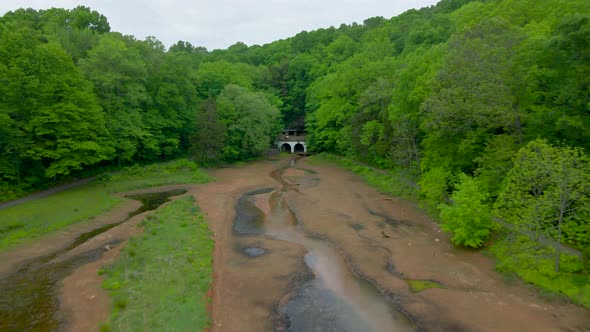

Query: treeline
left=0, top=7, right=281, bottom=199
left=201, top=0, right=590, bottom=250
left=1, top=0, right=589, bottom=302
left=197, top=0, right=590, bottom=302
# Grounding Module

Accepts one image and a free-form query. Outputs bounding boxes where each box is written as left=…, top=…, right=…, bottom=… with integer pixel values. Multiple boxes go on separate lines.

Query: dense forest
left=1, top=0, right=589, bottom=304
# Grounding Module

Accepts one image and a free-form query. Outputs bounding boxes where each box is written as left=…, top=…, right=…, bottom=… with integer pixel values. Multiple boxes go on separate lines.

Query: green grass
left=100, top=196, right=213, bottom=331
left=0, top=159, right=212, bottom=252
left=492, top=235, right=590, bottom=307
left=307, top=153, right=418, bottom=199
left=406, top=279, right=446, bottom=293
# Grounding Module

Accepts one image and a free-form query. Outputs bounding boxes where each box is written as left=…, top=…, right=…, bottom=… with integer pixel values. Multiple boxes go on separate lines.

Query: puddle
left=234, top=161, right=415, bottom=331
left=0, top=189, right=186, bottom=331
left=0, top=241, right=120, bottom=332
left=242, top=247, right=266, bottom=257
left=125, top=188, right=187, bottom=218
left=233, top=188, right=273, bottom=235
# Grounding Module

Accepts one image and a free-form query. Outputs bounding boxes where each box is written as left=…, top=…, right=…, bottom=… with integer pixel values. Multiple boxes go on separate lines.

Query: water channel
left=0, top=188, right=186, bottom=331
left=234, top=162, right=415, bottom=331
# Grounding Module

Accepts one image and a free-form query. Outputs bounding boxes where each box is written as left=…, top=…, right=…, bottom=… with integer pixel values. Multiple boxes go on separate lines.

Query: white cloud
left=0, top=0, right=440, bottom=50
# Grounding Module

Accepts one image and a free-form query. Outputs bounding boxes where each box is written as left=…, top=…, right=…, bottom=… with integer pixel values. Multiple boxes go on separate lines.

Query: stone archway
left=294, top=143, right=305, bottom=153
left=276, top=140, right=307, bottom=154
left=281, top=143, right=292, bottom=153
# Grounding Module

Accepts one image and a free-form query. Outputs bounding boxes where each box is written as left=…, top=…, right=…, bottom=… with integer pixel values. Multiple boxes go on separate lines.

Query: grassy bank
left=307, top=153, right=418, bottom=200
left=100, top=196, right=213, bottom=331
left=310, top=153, right=590, bottom=307
left=0, top=159, right=212, bottom=251
left=492, top=236, right=590, bottom=307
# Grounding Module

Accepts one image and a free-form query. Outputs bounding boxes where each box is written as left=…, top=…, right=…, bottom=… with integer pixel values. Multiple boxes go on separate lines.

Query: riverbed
left=1, top=156, right=589, bottom=331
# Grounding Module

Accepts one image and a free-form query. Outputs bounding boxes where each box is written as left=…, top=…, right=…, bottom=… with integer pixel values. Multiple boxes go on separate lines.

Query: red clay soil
left=285, top=159, right=590, bottom=331
left=1, top=157, right=589, bottom=332
left=58, top=186, right=192, bottom=332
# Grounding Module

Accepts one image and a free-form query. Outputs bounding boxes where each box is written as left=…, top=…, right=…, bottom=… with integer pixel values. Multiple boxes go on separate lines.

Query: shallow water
left=234, top=162, right=415, bottom=331
left=0, top=188, right=186, bottom=331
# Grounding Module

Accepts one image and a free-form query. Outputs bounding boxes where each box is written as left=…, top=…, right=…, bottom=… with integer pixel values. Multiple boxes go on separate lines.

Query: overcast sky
left=0, top=0, right=440, bottom=50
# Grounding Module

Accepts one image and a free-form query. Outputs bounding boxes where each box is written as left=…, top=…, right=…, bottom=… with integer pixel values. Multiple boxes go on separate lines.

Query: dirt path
left=1, top=157, right=588, bottom=331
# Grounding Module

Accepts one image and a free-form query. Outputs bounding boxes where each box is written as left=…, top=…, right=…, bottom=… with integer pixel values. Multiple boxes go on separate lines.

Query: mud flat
left=286, top=158, right=590, bottom=331
left=202, top=157, right=590, bottom=331
left=0, top=189, right=187, bottom=331
left=1, top=157, right=588, bottom=331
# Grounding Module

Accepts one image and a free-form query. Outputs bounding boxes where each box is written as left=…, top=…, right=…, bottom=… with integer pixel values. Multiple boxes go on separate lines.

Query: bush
left=492, top=236, right=590, bottom=307
left=439, top=174, right=496, bottom=248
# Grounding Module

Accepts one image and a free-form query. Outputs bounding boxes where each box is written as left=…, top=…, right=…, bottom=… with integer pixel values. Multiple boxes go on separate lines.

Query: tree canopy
left=0, top=1, right=589, bottom=283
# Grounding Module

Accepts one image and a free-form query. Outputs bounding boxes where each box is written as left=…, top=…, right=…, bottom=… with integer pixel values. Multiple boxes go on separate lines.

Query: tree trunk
left=555, top=212, right=563, bottom=272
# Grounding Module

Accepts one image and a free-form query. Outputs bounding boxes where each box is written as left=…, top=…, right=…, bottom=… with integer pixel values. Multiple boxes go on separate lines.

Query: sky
left=0, top=0, right=440, bottom=50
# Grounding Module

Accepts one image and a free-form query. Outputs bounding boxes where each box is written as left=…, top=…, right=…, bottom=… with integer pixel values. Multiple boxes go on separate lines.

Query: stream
left=234, top=162, right=415, bottom=331
left=0, top=189, right=186, bottom=331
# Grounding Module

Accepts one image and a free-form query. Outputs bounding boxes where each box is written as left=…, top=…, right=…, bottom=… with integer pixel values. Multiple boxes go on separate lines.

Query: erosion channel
left=0, top=189, right=186, bottom=331
left=233, top=161, right=414, bottom=331
left=206, top=157, right=590, bottom=332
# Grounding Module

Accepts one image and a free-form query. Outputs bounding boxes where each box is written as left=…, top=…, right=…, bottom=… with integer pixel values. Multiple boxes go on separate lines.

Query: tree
left=216, top=85, right=281, bottom=161
left=217, top=84, right=281, bottom=160
left=79, top=33, right=150, bottom=164
left=0, top=27, right=112, bottom=186
left=421, top=18, right=525, bottom=176
left=439, top=174, right=496, bottom=248
left=190, top=98, right=226, bottom=164
left=495, top=139, right=590, bottom=271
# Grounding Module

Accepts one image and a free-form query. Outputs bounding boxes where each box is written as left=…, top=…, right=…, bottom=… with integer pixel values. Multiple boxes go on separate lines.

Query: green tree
left=439, top=174, right=495, bottom=248
left=216, top=85, right=281, bottom=161
left=190, top=98, right=226, bottom=164
left=0, top=27, right=112, bottom=185
left=79, top=33, right=150, bottom=164
left=495, top=140, right=590, bottom=271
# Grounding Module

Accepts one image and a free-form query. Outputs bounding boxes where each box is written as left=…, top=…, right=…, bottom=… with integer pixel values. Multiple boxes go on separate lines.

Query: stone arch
left=294, top=143, right=305, bottom=153
left=281, top=143, right=292, bottom=153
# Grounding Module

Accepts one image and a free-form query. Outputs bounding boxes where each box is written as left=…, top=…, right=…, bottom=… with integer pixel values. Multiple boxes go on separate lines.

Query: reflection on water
left=234, top=162, right=415, bottom=331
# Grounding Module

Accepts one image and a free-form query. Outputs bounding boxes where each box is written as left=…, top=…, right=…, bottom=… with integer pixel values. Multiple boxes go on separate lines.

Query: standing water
left=0, top=189, right=186, bottom=331
left=235, top=162, right=415, bottom=331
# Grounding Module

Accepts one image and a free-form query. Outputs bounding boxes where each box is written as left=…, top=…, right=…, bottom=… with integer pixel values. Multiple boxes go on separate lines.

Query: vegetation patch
left=101, top=196, right=213, bottom=331
left=0, top=159, right=211, bottom=252
left=308, top=153, right=418, bottom=200
left=406, top=279, right=445, bottom=293
left=492, top=236, right=590, bottom=307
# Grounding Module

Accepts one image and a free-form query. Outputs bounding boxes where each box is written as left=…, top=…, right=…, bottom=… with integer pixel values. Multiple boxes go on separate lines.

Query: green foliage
left=492, top=236, right=590, bottom=307
left=216, top=84, right=282, bottom=161
left=0, top=159, right=211, bottom=251
left=189, top=98, right=226, bottom=164
left=495, top=140, right=590, bottom=250
left=309, top=153, right=418, bottom=199
left=101, top=196, right=213, bottom=331
left=439, top=174, right=496, bottom=248
left=2, top=0, right=590, bottom=306
left=0, top=185, right=120, bottom=251
left=107, top=159, right=213, bottom=192
left=419, top=166, right=451, bottom=208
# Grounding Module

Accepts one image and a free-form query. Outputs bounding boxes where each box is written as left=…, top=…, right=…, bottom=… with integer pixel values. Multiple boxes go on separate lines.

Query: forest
left=0, top=0, right=588, bottom=304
